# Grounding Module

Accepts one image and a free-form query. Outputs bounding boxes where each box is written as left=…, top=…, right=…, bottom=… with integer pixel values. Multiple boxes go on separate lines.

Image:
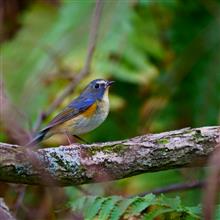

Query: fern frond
left=85, top=197, right=109, bottom=220
left=70, top=194, right=201, bottom=220
left=70, top=196, right=87, bottom=211
left=143, top=207, right=174, bottom=220
left=127, top=194, right=156, bottom=216
left=98, top=196, right=122, bottom=220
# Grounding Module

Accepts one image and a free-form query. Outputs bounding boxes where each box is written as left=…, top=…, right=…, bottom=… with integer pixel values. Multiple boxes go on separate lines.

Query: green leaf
left=184, top=205, right=201, bottom=218
left=85, top=197, right=108, bottom=220
left=215, top=205, right=220, bottom=220
left=98, top=196, right=122, bottom=220
left=128, top=194, right=156, bottom=216
left=109, top=196, right=142, bottom=220
left=71, top=196, right=87, bottom=211
left=143, top=207, right=174, bottom=220
left=156, top=194, right=181, bottom=210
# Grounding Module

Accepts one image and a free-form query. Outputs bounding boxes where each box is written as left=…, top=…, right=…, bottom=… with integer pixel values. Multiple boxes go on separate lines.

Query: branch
left=134, top=180, right=205, bottom=197
left=0, top=126, right=219, bottom=186
left=33, top=0, right=104, bottom=131
left=203, top=144, right=220, bottom=220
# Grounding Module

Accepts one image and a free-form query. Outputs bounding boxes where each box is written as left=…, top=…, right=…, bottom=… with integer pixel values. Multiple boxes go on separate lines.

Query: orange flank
left=48, top=102, right=97, bottom=135
left=82, top=102, right=97, bottom=118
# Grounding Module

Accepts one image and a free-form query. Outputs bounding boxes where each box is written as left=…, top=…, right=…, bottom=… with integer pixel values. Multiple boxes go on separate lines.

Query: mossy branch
left=0, top=126, right=219, bottom=186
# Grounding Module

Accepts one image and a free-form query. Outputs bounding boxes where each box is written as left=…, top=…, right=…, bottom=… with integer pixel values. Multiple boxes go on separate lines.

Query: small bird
left=29, top=79, right=114, bottom=145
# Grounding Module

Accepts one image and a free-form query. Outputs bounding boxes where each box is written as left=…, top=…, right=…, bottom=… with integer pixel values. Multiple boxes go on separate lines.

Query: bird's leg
left=65, top=132, right=75, bottom=145
left=73, top=135, right=90, bottom=144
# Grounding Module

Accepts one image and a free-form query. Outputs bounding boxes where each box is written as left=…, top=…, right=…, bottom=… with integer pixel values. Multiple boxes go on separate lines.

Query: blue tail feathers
left=26, top=129, right=48, bottom=146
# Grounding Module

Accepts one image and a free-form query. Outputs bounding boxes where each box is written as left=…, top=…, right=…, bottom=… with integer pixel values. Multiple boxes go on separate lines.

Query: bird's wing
left=42, top=97, right=95, bottom=131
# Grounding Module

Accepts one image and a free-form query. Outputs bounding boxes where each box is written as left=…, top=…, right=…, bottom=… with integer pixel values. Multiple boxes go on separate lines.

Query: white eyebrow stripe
left=97, top=80, right=106, bottom=84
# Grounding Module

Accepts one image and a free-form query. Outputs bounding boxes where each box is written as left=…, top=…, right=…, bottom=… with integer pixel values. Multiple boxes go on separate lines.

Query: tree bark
left=0, top=126, right=219, bottom=186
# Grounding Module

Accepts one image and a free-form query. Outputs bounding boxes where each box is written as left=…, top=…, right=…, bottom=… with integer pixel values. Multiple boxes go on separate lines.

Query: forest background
left=1, top=0, right=220, bottom=219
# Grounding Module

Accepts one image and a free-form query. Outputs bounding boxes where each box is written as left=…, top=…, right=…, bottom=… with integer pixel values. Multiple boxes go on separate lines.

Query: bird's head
left=80, top=79, right=114, bottom=100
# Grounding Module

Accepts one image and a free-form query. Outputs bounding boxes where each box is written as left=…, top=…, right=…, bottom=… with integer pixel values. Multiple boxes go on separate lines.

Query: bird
left=28, top=79, right=114, bottom=145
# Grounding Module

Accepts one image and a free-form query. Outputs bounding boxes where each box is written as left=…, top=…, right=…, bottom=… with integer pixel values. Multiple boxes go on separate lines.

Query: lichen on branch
left=0, top=126, right=219, bottom=186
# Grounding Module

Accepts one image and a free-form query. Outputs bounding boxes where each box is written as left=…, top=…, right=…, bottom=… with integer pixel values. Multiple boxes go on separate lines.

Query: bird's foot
left=73, top=135, right=90, bottom=144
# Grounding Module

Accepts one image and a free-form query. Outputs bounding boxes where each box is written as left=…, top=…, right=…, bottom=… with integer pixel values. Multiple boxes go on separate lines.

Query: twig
left=33, top=0, right=104, bottom=132
left=0, top=81, right=30, bottom=144
left=13, top=185, right=26, bottom=215
left=203, top=144, right=220, bottom=220
left=131, top=180, right=205, bottom=198
left=10, top=2, right=104, bottom=213
left=74, top=186, right=91, bottom=196
left=0, top=198, right=16, bottom=220
left=12, top=147, right=58, bottom=214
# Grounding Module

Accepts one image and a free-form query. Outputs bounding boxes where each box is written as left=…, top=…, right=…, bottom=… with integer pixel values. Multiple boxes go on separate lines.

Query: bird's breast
left=65, top=98, right=109, bottom=135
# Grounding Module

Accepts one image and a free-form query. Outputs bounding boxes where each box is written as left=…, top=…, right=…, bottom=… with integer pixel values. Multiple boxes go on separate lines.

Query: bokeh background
left=1, top=0, right=220, bottom=219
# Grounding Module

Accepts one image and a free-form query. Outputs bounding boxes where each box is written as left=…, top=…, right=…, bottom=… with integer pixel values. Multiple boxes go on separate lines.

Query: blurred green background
left=1, top=0, right=220, bottom=219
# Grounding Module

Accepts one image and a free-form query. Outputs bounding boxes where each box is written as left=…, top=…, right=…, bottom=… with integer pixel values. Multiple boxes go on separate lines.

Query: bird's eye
left=95, top=83, right=99, bottom=89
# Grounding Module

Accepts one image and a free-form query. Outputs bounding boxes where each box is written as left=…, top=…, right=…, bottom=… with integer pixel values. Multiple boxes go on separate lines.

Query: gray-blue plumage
left=28, top=79, right=113, bottom=145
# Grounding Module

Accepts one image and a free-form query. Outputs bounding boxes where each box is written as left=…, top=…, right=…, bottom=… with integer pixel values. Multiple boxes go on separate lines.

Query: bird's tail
left=26, top=129, right=48, bottom=146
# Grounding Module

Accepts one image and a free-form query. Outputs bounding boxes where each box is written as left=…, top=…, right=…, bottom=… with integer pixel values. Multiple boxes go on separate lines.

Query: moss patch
left=86, top=144, right=127, bottom=156
left=156, top=138, right=169, bottom=145
left=193, top=130, right=204, bottom=143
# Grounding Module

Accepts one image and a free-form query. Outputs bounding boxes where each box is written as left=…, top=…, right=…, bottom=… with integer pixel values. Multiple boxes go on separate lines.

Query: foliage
left=70, top=194, right=201, bottom=220
left=1, top=0, right=220, bottom=219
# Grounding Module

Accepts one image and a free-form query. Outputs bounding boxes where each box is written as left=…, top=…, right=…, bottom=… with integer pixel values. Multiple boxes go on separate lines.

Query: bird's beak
left=107, top=81, right=115, bottom=87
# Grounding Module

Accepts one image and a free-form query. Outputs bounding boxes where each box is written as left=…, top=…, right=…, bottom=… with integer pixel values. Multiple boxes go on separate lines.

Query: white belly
left=70, top=99, right=109, bottom=135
